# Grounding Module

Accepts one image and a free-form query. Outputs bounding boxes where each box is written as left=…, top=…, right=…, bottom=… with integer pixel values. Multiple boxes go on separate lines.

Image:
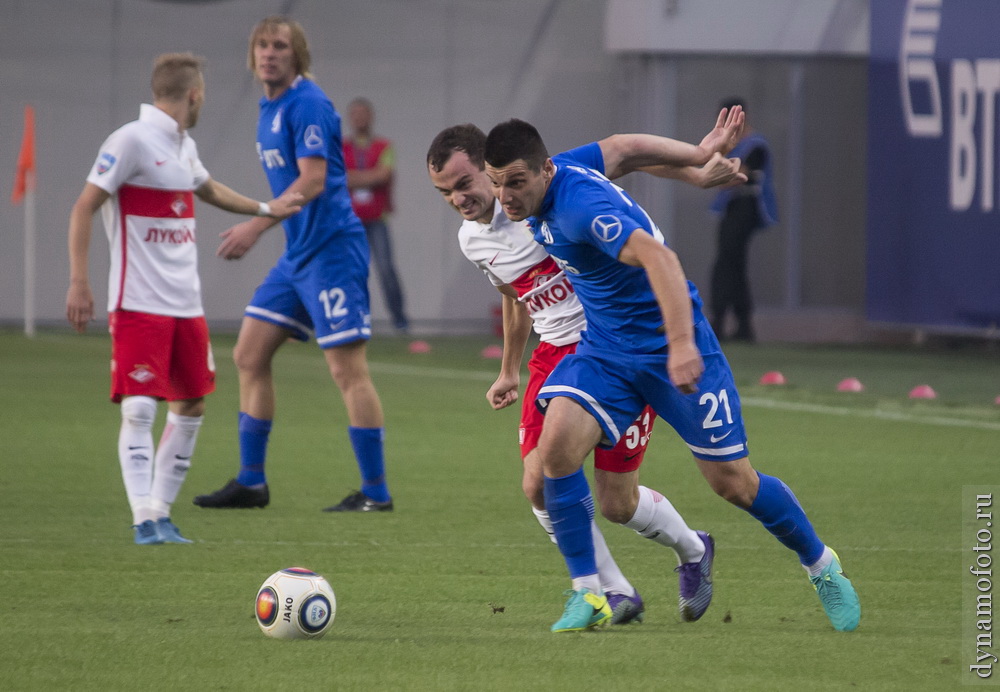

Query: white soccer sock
left=804, top=545, right=834, bottom=577
left=118, top=396, right=157, bottom=525
left=592, top=521, right=636, bottom=597
left=531, top=506, right=558, bottom=544
left=624, top=485, right=705, bottom=565
left=533, top=506, right=635, bottom=596
left=570, top=574, right=603, bottom=594
left=150, top=411, right=203, bottom=519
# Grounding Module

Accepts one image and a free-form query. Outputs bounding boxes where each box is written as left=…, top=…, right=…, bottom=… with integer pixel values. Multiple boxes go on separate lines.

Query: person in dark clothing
left=708, top=98, right=778, bottom=343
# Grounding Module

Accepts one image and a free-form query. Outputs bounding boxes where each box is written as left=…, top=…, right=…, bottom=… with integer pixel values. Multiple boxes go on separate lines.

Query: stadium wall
left=0, top=0, right=872, bottom=342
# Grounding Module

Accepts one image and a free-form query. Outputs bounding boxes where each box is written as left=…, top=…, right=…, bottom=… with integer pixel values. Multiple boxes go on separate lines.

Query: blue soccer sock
left=236, top=412, right=271, bottom=487
left=745, top=471, right=825, bottom=565
left=544, top=468, right=598, bottom=579
left=349, top=426, right=390, bottom=503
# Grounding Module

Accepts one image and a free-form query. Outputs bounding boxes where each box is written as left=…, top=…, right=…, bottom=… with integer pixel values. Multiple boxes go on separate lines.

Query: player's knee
left=700, top=457, right=758, bottom=508
left=325, top=347, right=370, bottom=390
left=708, top=473, right=756, bottom=508
left=121, top=396, right=157, bottom=430
left=328, top=364, right=371, bottom=395
left=326, top=360, right=352, bottom=387
left=232, top=341, right=266, bottom=376
left=534, top=437, right=584, bottom=478
left=522, top=475, right=544, bottom=507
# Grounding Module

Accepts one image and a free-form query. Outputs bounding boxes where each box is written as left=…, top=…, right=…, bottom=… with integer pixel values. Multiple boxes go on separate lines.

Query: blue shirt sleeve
left=289, top=92, right=338, bottom=161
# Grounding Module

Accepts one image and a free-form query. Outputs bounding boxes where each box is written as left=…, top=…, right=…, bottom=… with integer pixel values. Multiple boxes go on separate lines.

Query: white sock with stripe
left=150, top=411, right=203, bottom=519
left=118, top=396, right=157, bottom=525
left=625, top=485, right=705, bottom=564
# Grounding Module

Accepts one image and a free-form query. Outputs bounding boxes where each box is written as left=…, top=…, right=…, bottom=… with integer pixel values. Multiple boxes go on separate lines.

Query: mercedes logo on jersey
left=591, top=215, right=623, bottom=242
left=304, top=125, right=324, bottom=150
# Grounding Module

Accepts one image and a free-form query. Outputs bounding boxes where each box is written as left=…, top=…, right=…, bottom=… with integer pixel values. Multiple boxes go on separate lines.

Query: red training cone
left=909, top=384, right=936, bottom=399
left=836, top=377, right=864, bottom=393
left=481, top=344, right=503, bottom=359
left=759, top=371, right=786, bottom=386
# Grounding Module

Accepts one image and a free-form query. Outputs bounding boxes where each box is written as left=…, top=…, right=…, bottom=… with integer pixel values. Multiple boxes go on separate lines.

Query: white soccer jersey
left=457, top=200, right=586, bottom=346
left=87, top=104, right=210, bottom=317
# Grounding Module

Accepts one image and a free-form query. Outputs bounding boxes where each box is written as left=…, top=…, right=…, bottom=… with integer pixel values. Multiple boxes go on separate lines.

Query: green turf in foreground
left=1, top=330, right=997, bottom=690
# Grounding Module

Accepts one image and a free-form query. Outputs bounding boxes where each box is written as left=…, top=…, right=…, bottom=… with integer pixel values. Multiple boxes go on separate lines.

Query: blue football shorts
left=537, top=319, right=749, bottom=462
left=245, top=239, right=372, bottom=349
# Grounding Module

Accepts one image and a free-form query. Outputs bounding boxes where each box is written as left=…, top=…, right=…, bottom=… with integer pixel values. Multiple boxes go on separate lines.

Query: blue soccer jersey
left=534, top=144, right=744, bottom=459
left=249, top=76, right=371, bottom=348
left=256, top=76, right=364, bottom=264
left=531, top=146, right=704, bottom=354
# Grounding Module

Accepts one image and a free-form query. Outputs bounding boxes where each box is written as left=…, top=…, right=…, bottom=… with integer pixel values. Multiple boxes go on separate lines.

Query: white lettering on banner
left=899, top=0, right=942, bottom=137
left=898, top=0, right=1000, bottom=212
left=948, top=59, right=1000, bottom=212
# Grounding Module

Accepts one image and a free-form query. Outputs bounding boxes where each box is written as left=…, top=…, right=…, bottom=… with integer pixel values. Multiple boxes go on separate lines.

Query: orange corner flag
left=12, top=105, right=36, bottom=204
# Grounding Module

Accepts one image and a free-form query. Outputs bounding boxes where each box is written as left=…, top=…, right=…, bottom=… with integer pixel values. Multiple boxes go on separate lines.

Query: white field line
left=740, top=396, right=1000, bottom=431
left=369, top=361, right=1000, bottom=432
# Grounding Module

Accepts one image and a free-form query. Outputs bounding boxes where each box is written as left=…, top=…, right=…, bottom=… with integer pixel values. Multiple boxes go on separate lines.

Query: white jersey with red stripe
left=87, top=104, right=210, bottom=317
left=457, top=200, right=586, bottom=346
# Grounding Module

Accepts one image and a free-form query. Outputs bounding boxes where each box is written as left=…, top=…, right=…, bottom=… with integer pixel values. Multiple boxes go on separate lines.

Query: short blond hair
left=151, top=53, right=204, bottom=101
left=248, top=16, right=312, bottom=80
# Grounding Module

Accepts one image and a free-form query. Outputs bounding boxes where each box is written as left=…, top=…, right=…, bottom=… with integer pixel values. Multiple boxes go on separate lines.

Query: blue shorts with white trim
left=537, top=320, right=748, bottom=462
left=245, top=242, right=371, bottom=349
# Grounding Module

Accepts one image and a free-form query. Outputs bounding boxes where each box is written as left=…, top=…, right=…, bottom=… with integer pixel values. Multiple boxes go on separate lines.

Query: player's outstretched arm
left=486, top=289, right=532, bottom=410
left=618, top=230, right=703, bottom=394
left=598, top=106, right=743, bottom=181
left=195, top=180, right=304, bottom=219
left=216, top=156, right=325, bottom=260
left=66, top=183, right=109, bottom=333
left=638, top=152, right=747, bottom=189
left=599, top=133, right=709, bottom=180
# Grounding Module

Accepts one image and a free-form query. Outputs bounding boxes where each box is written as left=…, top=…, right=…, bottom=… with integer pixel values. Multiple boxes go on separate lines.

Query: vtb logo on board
left=899, top=0, right=1000, bottom=212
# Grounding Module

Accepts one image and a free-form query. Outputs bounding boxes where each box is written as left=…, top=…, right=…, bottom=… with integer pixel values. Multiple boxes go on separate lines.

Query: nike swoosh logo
left=624, top=452, right=640, bottom=462
left=128, top=445, right=147, bottom=450
left=174, top=455, right=192, bottom=460
left=155, top=160, right=166, bottom=165
left=709, top=431, right=732, bottom=443
left=488, top=252, right=501, bottom=265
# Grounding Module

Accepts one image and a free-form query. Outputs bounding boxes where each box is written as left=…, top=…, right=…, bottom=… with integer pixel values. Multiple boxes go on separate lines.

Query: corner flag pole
left=24, top=181, right=37, bottom=338
left=12, top=105, right=37, bottom=337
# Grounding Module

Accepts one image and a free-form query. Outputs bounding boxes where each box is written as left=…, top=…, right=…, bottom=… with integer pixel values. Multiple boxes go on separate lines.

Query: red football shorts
left=519, top=340, right=654, bottom=473
left=109, top=310, right=215, bottom=403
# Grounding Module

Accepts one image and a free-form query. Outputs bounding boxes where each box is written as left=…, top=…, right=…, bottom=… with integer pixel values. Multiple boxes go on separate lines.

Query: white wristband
left=257, top=201, right=272, bottom=217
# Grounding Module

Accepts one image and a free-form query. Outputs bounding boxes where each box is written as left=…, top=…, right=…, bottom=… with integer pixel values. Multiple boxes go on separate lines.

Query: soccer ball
left=255, top=567, right=337, bottom=640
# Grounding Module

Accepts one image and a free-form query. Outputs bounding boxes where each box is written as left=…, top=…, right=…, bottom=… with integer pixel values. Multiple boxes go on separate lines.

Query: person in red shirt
left=344, top=98, right=410, bottom=332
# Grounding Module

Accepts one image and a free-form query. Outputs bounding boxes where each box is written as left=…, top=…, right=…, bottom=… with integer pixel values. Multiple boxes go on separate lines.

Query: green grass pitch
left=1, top=329, right=997, bottom=690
